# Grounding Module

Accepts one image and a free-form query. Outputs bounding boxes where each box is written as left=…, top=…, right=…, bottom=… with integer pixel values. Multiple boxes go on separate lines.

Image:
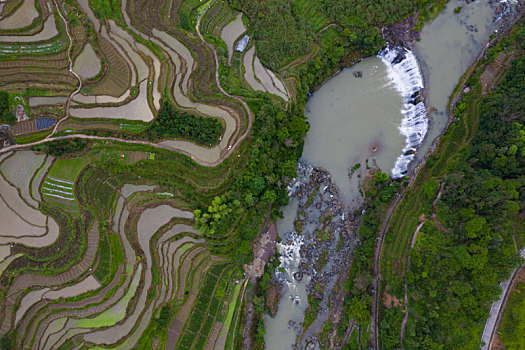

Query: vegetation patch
left=379, top=29, right=525, bottom=349
left=149, top=101, right=223, bottom=146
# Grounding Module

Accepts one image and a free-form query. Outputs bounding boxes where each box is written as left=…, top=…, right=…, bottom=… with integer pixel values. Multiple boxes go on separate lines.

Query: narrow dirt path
left=4, top=0, right=255, bottom=169
left=399, top=180, right=446, bottom=346
left=370, top=189, right=404, bottom=349
left=399, top=221, right=425, bottom=347
left=48, top=0, right=83, bottom=138
left=1, top=132, right=228, bottom=167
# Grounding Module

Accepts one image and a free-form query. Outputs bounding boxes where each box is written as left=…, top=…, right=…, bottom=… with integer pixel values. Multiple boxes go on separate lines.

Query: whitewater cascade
left=275, top=162, right=313, bottom=304
left=275, top=232, right=305, bottom=304
left=286, top=163, right=313, bottom=196
left=378, top=46, right=428, bottom=179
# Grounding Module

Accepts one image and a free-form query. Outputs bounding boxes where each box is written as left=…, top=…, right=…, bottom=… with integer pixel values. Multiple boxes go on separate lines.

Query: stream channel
left=264, top=0, right=517, bottom=349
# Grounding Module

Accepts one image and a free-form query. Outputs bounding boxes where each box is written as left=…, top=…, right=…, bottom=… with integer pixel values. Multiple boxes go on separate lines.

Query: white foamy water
left=264, top=163, right=313, bottom=349
left=276, top=232, right=304, bottom=297
left=378, top=46, right=428, bottom=178
left=286, top=163, right=313, bottom=196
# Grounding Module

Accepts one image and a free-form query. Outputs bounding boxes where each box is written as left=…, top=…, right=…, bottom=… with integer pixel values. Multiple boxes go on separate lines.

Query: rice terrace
left=0, top=0, right=524, bottom=349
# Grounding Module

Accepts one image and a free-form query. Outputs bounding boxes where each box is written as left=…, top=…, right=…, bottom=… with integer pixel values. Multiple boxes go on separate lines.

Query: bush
left=0, top=91, right=15, bottom=124
left=32, top=138, right=88, bottom=156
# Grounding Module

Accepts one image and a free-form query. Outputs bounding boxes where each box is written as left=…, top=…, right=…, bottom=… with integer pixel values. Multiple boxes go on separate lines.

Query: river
left=264, top=0, right=513, bottom=348
left=300, top=56, right=406, bottom=206
left=414, top=0, right=505, bottom=161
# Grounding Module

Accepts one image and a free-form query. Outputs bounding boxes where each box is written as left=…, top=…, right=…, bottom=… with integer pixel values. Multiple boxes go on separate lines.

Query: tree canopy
left=0, top=91, right=15, bottom=124
left=149, top=101, right=223, bottom=146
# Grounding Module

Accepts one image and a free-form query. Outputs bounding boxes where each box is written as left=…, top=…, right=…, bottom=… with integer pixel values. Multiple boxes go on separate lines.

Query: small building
left=235, top=35, right=249, bottom=52
left=0, top=129, right=14, bottom=149
left=15, top=104, right=28, bottom=121
left=11, top=117, right=55, bottom=136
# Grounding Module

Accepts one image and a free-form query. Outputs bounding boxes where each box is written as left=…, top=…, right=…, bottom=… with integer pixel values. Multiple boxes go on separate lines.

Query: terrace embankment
left=0, top=0, right=298, bottom=172
left=0, top=143, right=249, bottom=350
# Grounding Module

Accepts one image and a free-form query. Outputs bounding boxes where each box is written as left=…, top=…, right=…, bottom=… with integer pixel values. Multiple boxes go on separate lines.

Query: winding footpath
left=0, top=134, right=223, bottom=166
left=194, top=0, right=253, bottom=164
left=399, top=181, right=444, bottom=347
left=1, top=0, right=256, bottom=168
left=48, top=0, right=83, bottom=138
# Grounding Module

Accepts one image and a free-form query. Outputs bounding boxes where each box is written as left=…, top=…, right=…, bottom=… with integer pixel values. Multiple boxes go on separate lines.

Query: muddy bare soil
left=266, top=280, right=283, bottom=318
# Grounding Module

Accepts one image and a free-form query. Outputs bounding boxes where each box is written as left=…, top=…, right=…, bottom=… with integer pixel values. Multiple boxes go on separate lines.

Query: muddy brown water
left=265, top=1, right=506, bottom=348
left=414, top=0, right=502, bottom=162
left=301, top=57, right=405, bottom=206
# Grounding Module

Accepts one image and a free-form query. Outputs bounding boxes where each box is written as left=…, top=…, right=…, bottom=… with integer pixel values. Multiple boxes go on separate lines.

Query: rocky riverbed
left=271, top=163, right=360, bottom=348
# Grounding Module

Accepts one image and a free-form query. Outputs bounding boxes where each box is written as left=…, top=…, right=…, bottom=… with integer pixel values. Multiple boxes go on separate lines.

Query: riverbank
left=374, top=12, right=525, bottom=349
left=261, top=1, right=523, bottom=349
left=264, top=163, right=360, bottom=349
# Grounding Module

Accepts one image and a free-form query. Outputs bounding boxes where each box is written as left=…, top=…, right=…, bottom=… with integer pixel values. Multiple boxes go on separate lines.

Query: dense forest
left=232, top=0, right=313, bottom=70
left=234, top=0, right=445, bottom=71
left=322, top=0, right=446, bottom=27
left=32, top=138, right=89, bottom=156
left=149, top=101, right=223, bottom=145
left=400, top=53, right=525, bottom=349
left=194, top=99, right=309, bottom=243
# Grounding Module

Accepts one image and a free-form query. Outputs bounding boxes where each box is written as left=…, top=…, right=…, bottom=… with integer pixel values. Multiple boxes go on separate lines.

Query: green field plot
left=48, top=157, right=90, bottom=181
left=41, top=177, right=75, bottom=200
left=119, top=123, right=148, bottom=133
left=215, top=281, right=242, bottom=347
left=75, top=165, right=120, bottom=218
left=89, top=147, right=150, bottom=165
left=0, top=38, right=65, bottom=59
left=40, top=157, right=90, bottom=213
left=178, top=0, right=207, bottom=30
left=176, top=262, right=238, bottom=349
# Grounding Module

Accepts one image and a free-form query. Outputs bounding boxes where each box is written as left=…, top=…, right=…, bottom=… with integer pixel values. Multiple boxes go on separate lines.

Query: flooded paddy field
left=29, top=96, right=68, bottom=107
left=73, top=43, right=101, bottom=80
left=0, top=150, right=46, bottom=207
left=0, top=14, right=58, bottom=42
left=220, top=13, right=246, bottom=64
left=0, top=1, right=265, bottom=346
left=71, top=80, right=154, bottom=122
left=0, top=151, right=60, bottom=248
left=243, top=46, right=289, bottom=101
left=0, top=0, right=39, bottom=30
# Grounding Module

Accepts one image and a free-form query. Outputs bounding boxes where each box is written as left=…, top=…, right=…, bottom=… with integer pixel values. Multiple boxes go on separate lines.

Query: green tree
left=193, top=196, right=242, bottom=237
left=0, top=91, right=15, bottom=124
